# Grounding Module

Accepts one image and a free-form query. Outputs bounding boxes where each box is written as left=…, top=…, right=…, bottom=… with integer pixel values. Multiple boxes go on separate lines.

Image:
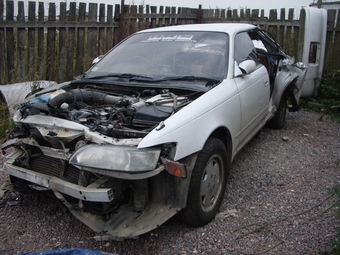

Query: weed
left=0, top=99, right=15, bottom=143
left=330, top=186, right=340, bottom=255
left=301, top=70, right=340, bottom=122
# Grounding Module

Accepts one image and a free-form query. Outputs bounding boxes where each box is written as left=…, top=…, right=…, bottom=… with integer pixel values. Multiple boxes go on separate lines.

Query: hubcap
left=200, top=154, right=224, bottom=212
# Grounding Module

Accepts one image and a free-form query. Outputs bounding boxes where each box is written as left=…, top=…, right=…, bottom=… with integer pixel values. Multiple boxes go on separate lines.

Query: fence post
left=106, top=5, right=114, bottom=51
left=27, top=2, right=35, bottom=81
left=46, top=3, right=56, bottom=81
left=76, top=3, right=86, bottom=76
left=324, top=10, right=336, bottom=72
left=0, top=0, right=6, bottom=84
left=197, top=4, right=202, bottom=23
left=114, top=4, right=120, bottom=45
left=37, top=2, right=45, bottom=81
left=119, top=0, right=125, bottom=41
left=17, top=1, right=25, bottom=81
left=58, top=2, right=66, bottom=83
left=66, top=2, right=76, bottom=81
left=6, top=0, right=15, bottom=83
left=87, top=3, right=98, bottom=69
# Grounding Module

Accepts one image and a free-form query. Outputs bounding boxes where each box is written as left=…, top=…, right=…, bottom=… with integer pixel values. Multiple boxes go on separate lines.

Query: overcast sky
left=12, top=0, right=316, bottom=18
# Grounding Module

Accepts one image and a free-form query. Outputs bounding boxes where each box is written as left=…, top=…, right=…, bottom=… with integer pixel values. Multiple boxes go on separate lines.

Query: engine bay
left=18, top=85, right=196, bottom=139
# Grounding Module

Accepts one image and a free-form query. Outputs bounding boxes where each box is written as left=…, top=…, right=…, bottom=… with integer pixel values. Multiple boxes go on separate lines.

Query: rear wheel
left=267, top=93, right=287, bottom=129
left=177, top=137, right=229, bottom=226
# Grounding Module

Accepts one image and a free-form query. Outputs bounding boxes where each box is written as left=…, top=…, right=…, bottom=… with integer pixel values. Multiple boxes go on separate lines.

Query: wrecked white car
left=2, top=23, right=307, bottom=239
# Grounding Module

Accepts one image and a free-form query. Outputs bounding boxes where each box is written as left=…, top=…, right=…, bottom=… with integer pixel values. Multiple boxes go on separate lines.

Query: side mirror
left=234, top=60, right=256, bottom=77
left=92, top=55, right=104, bottom=66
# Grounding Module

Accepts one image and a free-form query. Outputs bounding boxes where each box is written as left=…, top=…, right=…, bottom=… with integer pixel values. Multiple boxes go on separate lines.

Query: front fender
left=272, top=64, right=307, bottom=108
left=138, top=80, right=241, bottom=161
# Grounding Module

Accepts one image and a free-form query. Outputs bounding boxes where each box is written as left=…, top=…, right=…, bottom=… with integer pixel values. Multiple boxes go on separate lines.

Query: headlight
left=69, top=144, right=161, bottom=172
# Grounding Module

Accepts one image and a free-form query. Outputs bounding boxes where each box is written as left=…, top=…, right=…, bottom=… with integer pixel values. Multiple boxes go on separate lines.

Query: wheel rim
left=200, top=154, right=224, bottom=212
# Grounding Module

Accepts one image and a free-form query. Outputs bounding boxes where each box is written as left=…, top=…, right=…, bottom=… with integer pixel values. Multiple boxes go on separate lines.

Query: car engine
left=20, top=88, right=190, bottom=139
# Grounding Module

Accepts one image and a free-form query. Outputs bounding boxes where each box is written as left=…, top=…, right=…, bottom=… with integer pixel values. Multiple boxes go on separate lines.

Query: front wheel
left=176, top=137, right=229, bottom=226
left=266, top=93, right=287, bottom=129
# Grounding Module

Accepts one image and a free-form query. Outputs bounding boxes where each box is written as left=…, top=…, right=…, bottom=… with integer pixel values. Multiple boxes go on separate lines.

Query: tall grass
left=0, top=99, right=15, bottom=143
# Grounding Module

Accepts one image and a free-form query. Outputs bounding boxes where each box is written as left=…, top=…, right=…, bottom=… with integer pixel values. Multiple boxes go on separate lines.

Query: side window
left=234, top=32, right=258, bottom=64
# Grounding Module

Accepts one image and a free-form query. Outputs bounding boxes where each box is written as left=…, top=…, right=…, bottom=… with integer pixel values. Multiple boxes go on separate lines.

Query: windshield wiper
left=85, top=73, right=154, bottom=80
left=130, top=75, right=221, bottom=83
left=157, top=76, right=221, bottom=84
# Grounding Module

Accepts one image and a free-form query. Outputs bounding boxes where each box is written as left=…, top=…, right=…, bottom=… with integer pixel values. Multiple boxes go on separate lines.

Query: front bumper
left=3, top=161, right=114, bottom=202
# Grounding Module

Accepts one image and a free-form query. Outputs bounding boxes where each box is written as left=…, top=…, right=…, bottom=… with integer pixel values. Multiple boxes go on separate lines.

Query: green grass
left=0, top=99, right=15, bottom=143
left=330, top=186, right=340, bottom=254
left=300, top=70, right=340, bottom=123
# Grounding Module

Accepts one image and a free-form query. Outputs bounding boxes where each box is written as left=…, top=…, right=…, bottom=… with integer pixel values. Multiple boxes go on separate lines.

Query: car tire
left=266, top=92, right=287, bottom=129
left=176, top=137, right=229, bottom=227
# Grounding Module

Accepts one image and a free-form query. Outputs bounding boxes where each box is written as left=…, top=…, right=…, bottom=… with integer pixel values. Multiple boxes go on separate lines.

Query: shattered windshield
left=86, top=31, right=229, bottom=82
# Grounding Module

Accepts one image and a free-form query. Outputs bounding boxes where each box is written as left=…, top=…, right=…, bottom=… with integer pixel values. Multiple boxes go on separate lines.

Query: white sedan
left=2, top=23, right=307, bottom=239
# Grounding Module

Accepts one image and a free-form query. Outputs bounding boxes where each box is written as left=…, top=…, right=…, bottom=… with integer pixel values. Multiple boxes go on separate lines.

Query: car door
left=233, top=32, right=270, bottom=150
left=299, top=7, right=327, bottom=97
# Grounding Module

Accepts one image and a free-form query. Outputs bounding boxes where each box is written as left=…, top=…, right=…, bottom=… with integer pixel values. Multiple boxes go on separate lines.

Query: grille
left=29, top=155, right=80, bottom=184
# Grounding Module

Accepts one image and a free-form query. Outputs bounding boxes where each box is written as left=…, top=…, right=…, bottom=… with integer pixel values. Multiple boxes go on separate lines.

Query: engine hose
left=48, top=89, right=122, bottom=109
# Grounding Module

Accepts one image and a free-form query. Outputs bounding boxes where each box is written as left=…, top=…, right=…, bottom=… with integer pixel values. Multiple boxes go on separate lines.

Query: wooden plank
left=27, top=2, right=35, bottom=81
left=232, top=9, right=238, bottom=20
left=106, top=5, right=114, bottom=51
left=0, top=21, right=120, bottom=28
left=87, top=3, right=98, bottom=70
left=189, top=8, right=198, bottom=24
left=0, top=0, right=5, bottom=84
left=220, top=9, right=225, bottom=20
left=130, top=5, right=137, bottom=33
left=245, top=9, right=250, bottom=19
left=260, top=9, right=265, bottom=19
left=277, top=8, right=285, bottom=47
left=323, top=9, right=336, bottom=72
left=215, top=9, right=220, bottom=19
left=150, top=6, right=157, bottom=28
left=17, top=1, right=25, bottom=81
left=197, top=4, right=202, bottom=24
left=158, top=6, right=164, bottom=27
left=46, top=3, right=56, bottom=81
left=181, top=8, right=188, bottom=24
left=332, top=8, right=340, bottom=72
left=251, top=9, right=259, bottom=19
left=177, top=7, right=182, bottom=25
left=6, top=0, right=15, bottom=82
left=37, top=2, right=45, bottom=80
left=58, top=2, right=66, bottom=83
left=285, top=9, right=296, bottom=57
left=138, top=5, right=145, bottom=30
left=268, top=9, right=278, bottom=40
left=65, top=2, right=76, bottom=81
left=113, top=4, right=120, bottom=45
left=120, top=4, right=130, bottom=40
left=98, top=3, right=106, bottom=55
left=240, top=9, right=245, bottom=19
left=0, top=0, right=3, bottom=21
left=76, top=2, right=86, bottom=76
left=171, top=6, right=176, bottom=25
left=144, top=5, right=150, bottom=29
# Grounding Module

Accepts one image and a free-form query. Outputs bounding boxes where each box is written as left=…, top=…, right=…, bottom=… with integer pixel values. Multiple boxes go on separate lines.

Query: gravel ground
left=0, top=109, right=339, bottom=255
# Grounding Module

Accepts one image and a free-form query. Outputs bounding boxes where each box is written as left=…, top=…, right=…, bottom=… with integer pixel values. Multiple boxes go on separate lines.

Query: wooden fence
left=1, top=0, right=340, bottom=85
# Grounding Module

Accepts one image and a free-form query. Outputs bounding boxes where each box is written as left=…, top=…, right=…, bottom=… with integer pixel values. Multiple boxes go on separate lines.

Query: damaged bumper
left=4, top=160, right=114, bottom=202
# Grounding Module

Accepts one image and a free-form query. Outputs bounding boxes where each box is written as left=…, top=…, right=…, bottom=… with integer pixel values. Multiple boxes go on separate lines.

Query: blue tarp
left=21, top=248, right=118, bottom=255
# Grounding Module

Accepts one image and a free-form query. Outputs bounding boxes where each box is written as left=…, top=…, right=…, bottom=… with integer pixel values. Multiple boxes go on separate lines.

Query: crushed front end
left=1, top=85, right=196, bottom=239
